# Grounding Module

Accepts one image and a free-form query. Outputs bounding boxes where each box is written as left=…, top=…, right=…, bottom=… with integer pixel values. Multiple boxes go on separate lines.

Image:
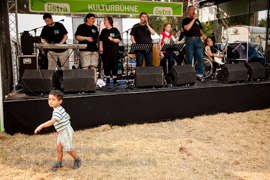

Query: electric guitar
left=213, top=42, right=228, bottom=65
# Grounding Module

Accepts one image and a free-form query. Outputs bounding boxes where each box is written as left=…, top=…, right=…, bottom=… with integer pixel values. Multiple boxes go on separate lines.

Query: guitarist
left=204, top=36, right=227, bottom=60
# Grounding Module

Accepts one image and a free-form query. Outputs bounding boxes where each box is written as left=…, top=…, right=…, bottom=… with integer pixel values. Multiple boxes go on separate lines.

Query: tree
left=201, top=21, right=213, bottom=37
left=258, top=18, right=266, bottom=27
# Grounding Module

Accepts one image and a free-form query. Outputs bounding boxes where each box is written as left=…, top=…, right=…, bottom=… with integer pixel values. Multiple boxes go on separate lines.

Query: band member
left=40, top=13, right=69, bottom=70
left=75, top=13, right=99, bottom=70
left=204, top=36, right=227, bottom=58
left=130, top=12, right=156, bottom=66
left=159, top=23, right=182, bottom=72
left=99, top=17, right=122, bottom=86
left=182, top=6, right=206, bottom=82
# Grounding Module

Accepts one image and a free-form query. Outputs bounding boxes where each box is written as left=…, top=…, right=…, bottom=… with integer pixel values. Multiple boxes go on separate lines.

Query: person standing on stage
left=75, top=13, right=99, bottom=70
left=182, top=6, right=206, bottom=82
left=40, top=13, right=69, bottom=70
left=159, top=23, right=182, bottom=72
left=99, top=17, right=122, bottom=86
left=130, top=12, right=156, bottom=66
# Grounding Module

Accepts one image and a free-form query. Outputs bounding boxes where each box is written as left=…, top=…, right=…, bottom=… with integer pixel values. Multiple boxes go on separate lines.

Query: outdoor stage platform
left=3, top=78, right=270, bottom=135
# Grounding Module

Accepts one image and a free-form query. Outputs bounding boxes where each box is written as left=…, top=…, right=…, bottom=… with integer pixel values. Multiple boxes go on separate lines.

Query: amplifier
left=18, top=55, right=37, bottom=79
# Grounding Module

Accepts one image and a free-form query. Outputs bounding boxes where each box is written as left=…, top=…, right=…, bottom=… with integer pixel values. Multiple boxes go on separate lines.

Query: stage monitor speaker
left=22, top=70, right=60, bottom=93
left=18, top=55, right=37, bottom=79
left=245, top=62, right=265, bottom=80
left=135, top=66, right=164, bottom=87
left=63, top=69, right=95, bottom=92
left=165, top=65, right=196, bottom=86
left=218, top=64, right=248, bottom=83
left=21, top=31, right=34, bottom=55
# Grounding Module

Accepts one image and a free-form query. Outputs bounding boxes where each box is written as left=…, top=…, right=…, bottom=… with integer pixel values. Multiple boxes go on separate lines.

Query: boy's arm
left=34, top=119, right=57, bottom=134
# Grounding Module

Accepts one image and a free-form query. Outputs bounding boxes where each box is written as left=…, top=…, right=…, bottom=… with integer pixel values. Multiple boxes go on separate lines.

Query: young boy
left=34, top=90, right=82, bottom=171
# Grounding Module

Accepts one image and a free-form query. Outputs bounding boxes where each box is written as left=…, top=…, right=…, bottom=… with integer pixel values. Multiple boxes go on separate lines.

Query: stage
left=3, top=78, right=270, bottom=135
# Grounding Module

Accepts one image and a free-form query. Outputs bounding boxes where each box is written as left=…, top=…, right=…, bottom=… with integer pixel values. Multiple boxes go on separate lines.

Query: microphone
left=171, top=26, right=178, bottom=32
left=144, top=20, right=147, bottom=23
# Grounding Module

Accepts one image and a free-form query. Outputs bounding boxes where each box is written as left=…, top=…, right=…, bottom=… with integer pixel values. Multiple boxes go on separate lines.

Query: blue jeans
left=186, top=38, right=204, bottom=77
left=136, top=49, right=153, bottom=66
left=163, top=51, right=182, bottom=65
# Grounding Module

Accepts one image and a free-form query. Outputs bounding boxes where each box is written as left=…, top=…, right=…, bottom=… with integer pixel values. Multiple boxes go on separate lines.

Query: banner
left=29, top=0, right=183, bottom=17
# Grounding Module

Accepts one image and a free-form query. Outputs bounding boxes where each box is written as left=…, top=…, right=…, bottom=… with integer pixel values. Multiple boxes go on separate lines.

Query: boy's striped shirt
left=52, top=106, right=70, bottom=132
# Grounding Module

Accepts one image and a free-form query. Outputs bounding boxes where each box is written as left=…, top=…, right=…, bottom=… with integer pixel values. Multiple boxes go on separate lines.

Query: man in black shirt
left=182, top=6, right=206, bottom=82
left=40, top=13, right=69, bottom=70
left=75, top=13, right=99, bottom=70
left=130, top=12, right=156, bottom=66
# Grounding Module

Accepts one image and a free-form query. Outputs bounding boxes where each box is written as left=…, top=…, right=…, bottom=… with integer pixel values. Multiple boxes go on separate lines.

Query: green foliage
left=258, top=18, right=266, bottom=27
left=220, top=13, right=254, bottom=27
left=17, top=0, right=30, bottom=13
left=201, top=21, right=213, bottom=37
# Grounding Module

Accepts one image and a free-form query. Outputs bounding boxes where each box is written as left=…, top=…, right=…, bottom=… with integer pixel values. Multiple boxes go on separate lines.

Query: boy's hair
left=43, top=13, right=52, bottom=20
left=140, top=12, right=148, bottom=17
left=49, top=90, right=63, bottom=100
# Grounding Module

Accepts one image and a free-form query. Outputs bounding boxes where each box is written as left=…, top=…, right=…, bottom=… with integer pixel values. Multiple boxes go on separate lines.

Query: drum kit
left=117, top=42, right=162, bottom=79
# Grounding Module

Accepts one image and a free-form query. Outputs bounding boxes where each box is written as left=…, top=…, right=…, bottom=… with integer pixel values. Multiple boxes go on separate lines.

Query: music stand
left=161, top=43, right=183, bottom=74
left=129, top=43, right=153, bottom=66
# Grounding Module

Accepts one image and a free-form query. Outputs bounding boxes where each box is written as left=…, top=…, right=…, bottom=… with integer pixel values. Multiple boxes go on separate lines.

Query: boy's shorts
left=57, top=124, right=74, bottom=151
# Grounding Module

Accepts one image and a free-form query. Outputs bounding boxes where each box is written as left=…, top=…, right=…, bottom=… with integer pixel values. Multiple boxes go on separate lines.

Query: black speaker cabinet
left=165, top=65, right=196, bottom=86
left=18, top=55, right=37, bottom=79
left=21, top=31, right=34, bottom=55
left=135, top=66, right=164, bottom=87
left=218, top=64, right=248, bottom=83
left=63, top=69, right=95, bottom=92
left=22, top=70, right=60, bottom=93
left=245, top=62, right=265, bottom=80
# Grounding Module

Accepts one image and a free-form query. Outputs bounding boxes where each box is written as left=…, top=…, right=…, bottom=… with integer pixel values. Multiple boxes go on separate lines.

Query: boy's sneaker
left=50, top=163, right=62, bottom=172
left=73, top=159, right=82, bottom=169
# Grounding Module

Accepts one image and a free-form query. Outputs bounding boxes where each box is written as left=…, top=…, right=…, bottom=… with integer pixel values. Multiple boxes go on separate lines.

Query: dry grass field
left=0, top=108, right=270, bottom=180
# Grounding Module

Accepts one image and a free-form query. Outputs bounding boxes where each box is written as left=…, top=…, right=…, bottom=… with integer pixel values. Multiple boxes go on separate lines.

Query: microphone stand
left=96, top=20, right=102, bottom=78
left=114, top=22, right=143, bottom=88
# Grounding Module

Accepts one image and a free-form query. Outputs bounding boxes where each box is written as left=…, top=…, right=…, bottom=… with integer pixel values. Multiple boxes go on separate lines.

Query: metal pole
left=265, top=0, right=269, bottom=66
left=216, top=4, right=219, bottom=43
left=15, top=0, right=19, bottom=43
left=0, top=58, right=4, bottom=132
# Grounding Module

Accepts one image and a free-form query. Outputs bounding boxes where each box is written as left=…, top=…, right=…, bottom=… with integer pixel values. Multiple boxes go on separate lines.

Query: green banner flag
left=30, top=0, right=183, bottom=17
